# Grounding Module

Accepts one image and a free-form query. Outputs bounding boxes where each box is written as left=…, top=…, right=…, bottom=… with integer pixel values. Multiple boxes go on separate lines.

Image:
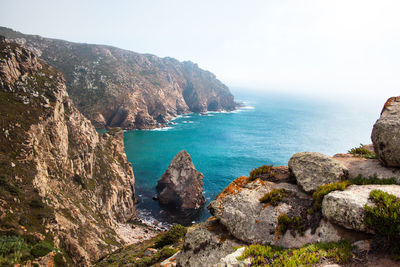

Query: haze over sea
left=124, top=89, right=381, bottom=226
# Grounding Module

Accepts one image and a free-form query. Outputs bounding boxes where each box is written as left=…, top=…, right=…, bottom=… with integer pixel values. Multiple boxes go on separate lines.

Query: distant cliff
left=0, top=27, right=236, bottom=129
left=0, top=38, right=137, bottom=265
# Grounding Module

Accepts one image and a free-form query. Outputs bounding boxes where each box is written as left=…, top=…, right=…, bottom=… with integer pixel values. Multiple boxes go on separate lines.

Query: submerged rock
left=371, top=96, right=400, bottom=167
left=322, top=184, right=400, bottom=232
left=288, top=152, right=348, bottom=193
left=157, top=150, right=205, bottom=210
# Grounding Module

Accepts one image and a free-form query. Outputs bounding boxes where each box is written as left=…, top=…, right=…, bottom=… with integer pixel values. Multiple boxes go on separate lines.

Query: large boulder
left=371, top=96, right=400, bottom=167
left=208, top=177, right=347, bottom=247
left=322, top=184, right=400, bottom=232
left=288, top=152, right=348, bottom=193
left=176, top=217, right=246, bottom=267
left=157, top=150, right=205, bottom=210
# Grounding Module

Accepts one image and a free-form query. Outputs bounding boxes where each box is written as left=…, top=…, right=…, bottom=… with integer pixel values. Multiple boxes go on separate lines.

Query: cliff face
left=0, top=27, right=236, bottom=130
left=0, top=38, right=136, bottom=265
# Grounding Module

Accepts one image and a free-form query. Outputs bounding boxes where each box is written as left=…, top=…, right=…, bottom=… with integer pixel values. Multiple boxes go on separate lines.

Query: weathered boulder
left=322, top=185, right=400, bottom=232
left=176, top=217, right=246, bottom=267
left=371, top=96, right=400, bottom=167
left=157, top=150, right=205, bottom=210
left=208, top=177, right=346, bottom=247
left=288, top=152, right=348, bottom=193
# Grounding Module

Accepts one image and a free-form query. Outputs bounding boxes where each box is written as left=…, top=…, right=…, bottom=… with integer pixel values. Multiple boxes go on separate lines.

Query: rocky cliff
left=0, top=27, right=236, bottom=130
left=0, top=38, right=138, bottom=265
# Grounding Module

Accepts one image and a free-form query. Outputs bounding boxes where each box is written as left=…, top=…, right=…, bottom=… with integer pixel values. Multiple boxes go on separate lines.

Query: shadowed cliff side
left=0, top=26, right=236, bottom=130
left=0, top=38, right=137, bottom=265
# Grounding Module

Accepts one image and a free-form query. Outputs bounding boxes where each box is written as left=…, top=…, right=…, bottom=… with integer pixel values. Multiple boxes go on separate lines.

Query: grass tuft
left=348, top=144, right=376, bottom=159
left=249, top=165, right=275, bottom=181
left=259, top=189, right=290, bottom=206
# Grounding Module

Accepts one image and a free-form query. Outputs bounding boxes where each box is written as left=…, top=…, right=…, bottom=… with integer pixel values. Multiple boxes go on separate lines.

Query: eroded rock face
left=176, top=217, right=246, bottom=267
left=288, top=152, right=348, bottom=193
left=0, top=40, right=136, bottom=266
left=371, top=96, right=400, bottom=167
left=322, top=185, right=400, bottom=232
left=208, top=177, right=344, bottom=247
left=157, top=150, right=205, bottom=210
left=0, top=27, right=237, bottom=130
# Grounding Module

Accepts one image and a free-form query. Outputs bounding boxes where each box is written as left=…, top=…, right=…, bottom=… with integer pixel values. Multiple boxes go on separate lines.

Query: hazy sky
left=1, top=0, right=399, bottom=100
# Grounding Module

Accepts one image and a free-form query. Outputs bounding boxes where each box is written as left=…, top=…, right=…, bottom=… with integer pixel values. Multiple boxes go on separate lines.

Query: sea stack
left=156, top=150, right=206, bottom=210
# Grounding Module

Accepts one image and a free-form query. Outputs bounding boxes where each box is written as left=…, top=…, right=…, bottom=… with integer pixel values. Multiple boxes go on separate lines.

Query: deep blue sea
left=123, top=89, right=381, bottom=226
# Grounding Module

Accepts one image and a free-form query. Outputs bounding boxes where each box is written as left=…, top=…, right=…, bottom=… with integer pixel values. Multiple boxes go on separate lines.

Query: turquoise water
left=124, top=90, right=380, bottom=225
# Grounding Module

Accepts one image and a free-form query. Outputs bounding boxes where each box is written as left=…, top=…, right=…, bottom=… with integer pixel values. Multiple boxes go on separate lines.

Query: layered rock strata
left=0, top=39, right=136, bottom=265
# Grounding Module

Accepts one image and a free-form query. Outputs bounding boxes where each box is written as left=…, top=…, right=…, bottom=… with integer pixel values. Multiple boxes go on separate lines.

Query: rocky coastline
left=1, top=32, right=400, bottom=266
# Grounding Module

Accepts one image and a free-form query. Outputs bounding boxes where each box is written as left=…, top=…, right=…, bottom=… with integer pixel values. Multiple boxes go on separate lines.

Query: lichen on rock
left=289, top=152, right=349, bottom=193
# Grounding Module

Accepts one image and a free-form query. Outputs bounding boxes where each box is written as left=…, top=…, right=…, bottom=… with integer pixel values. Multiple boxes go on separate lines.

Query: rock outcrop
left=372, top=96, right=400, bottom=167
left=208, top=176, right=351, bottom=248
left=0, top=27, right=237, bottom=130
left=157, top=150, right=205, bottom=210
left=0, top=39, right=136, bottom=265
left=322, top=185, right=400, bottom=232
left=334, top=154, right=400, bottom=184
left=176, top=217, right=246, bottom=267
left=288, top=152, right=348, bottom=192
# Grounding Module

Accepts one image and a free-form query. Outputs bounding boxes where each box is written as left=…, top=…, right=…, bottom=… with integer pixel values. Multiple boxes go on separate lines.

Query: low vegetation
left=153, top=224, right=187, bottom=249
left=312, top=181, right=350, bottom=211
left=364, top=190, right=400, bottom=259
left=249, top=165, right=275, bottom=181
left=277, top=214, right=304, bottom=236
left=348, top=144, right=376, bottom=159
left=259, top=189, right=290, bottom=206
left=365, top=190, right=400, bottom=239
left=0, top=235, right=61, bottom=266
left=96, top=224, right=186, bottom=267
left=349, top=174, right=397, bottom=185
left=237, top=240, right=353, bottom=266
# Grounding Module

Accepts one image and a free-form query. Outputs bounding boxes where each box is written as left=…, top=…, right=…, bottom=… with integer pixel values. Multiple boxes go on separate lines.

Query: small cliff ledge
left=157, top=150, right=205, bottom=210
left=0, top=39, right=137, bottom=266
left=0, top=27, right=237, bottom=130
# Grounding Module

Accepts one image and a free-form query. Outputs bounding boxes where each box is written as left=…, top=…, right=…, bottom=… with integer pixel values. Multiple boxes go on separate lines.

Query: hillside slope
left=0, top=27, right=236, bottom=129
left=0, top=37, right=138, bottom=265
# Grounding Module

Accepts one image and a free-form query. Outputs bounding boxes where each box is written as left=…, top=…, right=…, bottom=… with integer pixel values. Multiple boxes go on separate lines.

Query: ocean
left=123, top=89, right=381, bottom=226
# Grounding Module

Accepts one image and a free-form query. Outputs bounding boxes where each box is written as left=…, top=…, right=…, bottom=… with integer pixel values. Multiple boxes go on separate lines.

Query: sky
left=1, top=0, right=399, bottom=101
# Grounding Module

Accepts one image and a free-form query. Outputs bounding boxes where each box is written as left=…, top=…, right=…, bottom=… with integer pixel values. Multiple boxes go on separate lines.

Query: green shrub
left=237, top=240, right=353, bottom=266
left=259, top=189, right=290, bottom=206
left=312, top=181, right=350, bottom=211
left=30, top=241, right=54, bottom=258
left=249, top=165, right=275, bottom=181
left=364, top=190, right=400, bottom=238
left=348, top=144, right=376, bottom=159
left=0, top=235, right=29, bottom=265
left=153, top=224, right=186, bottom=249
left=277, top=214, right=304, bottom=235
left=350, top=174, right=397, bottom=185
